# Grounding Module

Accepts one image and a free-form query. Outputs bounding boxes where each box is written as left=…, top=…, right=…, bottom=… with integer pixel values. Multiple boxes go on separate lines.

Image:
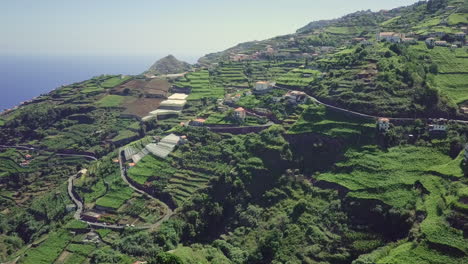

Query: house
left=230, top=54, right=250, bottom=61
left=254, top=81, right=272, bottom=94
left=435, top=32, right=446, bottom=38
left=284, top=91, right=308, bottom=104
left=461, top=27, right=468, bottom=34
left=352, top=37, right=366, bottom=44
left=167, top=93, right=189, bottom=101
left=128, top=163, right=136, bottom=167
left=402, top=37, right=416, bottom=44
left=25, top=154, right=32, bottom=160
left=233, top=107, right=247, bottom=121
left=190, top=118, right=206, bottom=126
left=159, top=99, right=187, bottom=110
left=435, top=41, right=448, bottom=47
left=377, top=118, right=390, bottom=132
left=425, top=38, right=436, bottom=47
left=455, top=32, right=466, bottom=39
left=428, top=118, right=447, bottom=133
left=81, top=212, right=102, bottom=222
left=376, top=32, right=402, bottom=43
left=66, top=204, right=77, bottom=212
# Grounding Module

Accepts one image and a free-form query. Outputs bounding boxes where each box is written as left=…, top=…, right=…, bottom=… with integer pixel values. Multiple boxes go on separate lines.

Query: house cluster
left=142, top=93, right=188, bottom=121
left=377, top=30, right=466, bottom=48
left=19, top=154, right=33, bottom=167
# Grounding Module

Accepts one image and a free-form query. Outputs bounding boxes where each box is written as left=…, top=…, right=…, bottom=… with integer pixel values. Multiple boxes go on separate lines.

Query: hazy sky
left=1, top=0, right=419, bottom=58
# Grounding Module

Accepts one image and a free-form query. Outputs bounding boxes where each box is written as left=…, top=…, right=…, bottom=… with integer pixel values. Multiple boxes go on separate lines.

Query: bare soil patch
left=122, top=97, right=163, bottom=118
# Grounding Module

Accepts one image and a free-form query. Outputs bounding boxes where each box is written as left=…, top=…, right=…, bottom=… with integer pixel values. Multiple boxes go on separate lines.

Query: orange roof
left=378, top=118, right=390, bottom=122
left=194, top=118, right=206, bottom=123
left=256, top=81, right=268, bottom=84
left=129, top=163, right=136, bottom=167
left=235, top=107, right=245, bottom=112
left=25, top=154, right=32, bottom=158
left=113, top=159, right=119, bottom=163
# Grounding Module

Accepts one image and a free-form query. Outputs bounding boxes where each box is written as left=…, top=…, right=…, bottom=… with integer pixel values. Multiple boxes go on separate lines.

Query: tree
left=150, top=252, right=183, bottom=264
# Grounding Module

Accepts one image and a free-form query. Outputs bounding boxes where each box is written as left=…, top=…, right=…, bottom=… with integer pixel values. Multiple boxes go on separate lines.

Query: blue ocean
left=0, top=54, right=198, bottom=111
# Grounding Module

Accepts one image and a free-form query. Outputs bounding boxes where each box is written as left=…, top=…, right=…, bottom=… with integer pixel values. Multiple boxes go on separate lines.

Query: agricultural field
left=175, top=70, right=224, bottom=100
left=317, top=144, right=468, bottom=257
left=409, top=44, right=468, bottom=104
left=276, top=69, right=321, bottom=88
left=100, top=76, right=132, bottom=88
left=289, top=103, right=375, bottom=143
left=447, top=13, right=468, bottom=25
left=96, top=95, right=126, bottom=108
left=127, top=154, right=176, bottom=185
left=21, top=230, right=72, bottom=264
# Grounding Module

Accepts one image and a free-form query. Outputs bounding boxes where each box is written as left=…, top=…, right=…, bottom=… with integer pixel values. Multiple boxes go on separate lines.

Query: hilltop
left=146, top=55, right=192, bottom=75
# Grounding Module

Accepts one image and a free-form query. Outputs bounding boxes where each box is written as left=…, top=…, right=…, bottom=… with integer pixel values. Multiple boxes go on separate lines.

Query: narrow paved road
left=275, top=86, right=468, bottom=124
left=119, top=148, right=174, bottom=231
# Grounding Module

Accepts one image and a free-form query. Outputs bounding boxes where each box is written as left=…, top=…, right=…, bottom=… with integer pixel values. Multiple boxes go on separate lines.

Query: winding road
left=118, top=148, right=175, bottom=231
left=0, top=145, right=174, bottom=230
left=274, top=86, right=468, bottom=124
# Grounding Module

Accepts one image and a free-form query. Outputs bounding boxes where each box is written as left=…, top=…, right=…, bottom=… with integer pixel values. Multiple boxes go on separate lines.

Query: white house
left=254, top=81, right=272, bottom=94
left=425, top=38, right=436, bottom=47
left=377, top=32, right=402, bottom=43
left=428, top=118, right=447, bottom=133
left=435, top=41, right=448, bottom=47
left=284, top=91, right=308, bottom=104
left=455, top=32, right=466, bottom=39
left=377, top=118, right=390, bottom=132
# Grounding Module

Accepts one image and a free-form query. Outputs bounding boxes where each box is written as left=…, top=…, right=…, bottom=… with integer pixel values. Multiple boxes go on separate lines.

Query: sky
left=1, top=0, right=420, bottom=60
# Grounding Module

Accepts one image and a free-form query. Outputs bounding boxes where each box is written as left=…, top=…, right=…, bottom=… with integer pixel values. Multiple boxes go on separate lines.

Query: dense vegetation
left=0, top=0, right=467, bottom=263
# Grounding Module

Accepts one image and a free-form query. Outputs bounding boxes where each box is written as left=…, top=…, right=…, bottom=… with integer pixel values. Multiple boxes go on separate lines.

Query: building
left=428, top=118, right=447, bottom=133
left=25, top=154, right=32, bottom=160
left=434, top=31, right=446, bottom=38
left=455, top=32, right=466, bottom=39
left=376, top=32, right=402, bottom=43
left=284, top=91, right=308, bottom=104
left=377, top=118, right=390, bottom=132
left=190, top=118, right=206, bottom=126
left=435, top=41, right=448, bottom=47
left=425, top=38, right=436, bottom=47
left=254, top=81, right=272, bottom=94
left=167, top=93, right=189, bottom=101
left=402, top=37, right=416, bottom=44
left=81, top=212, right=102, bottom=222
left=233, top=107, right=247, bottom=121
left=159, top=99, right=187, bottom=110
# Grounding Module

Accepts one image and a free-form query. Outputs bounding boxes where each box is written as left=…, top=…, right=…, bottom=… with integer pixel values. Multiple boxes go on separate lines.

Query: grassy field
left=96, top=95, right=127, bottom=108
left=317, top=145, right=452, bottom=208
left=0, top=119, right=5, bottom=126
left=447, top=13, right=468, bottom=25
left=95, top=179, right=134, bottom=210
left=22, top=231, right=72, bottom=264
left=111, top=130, right=139, bottom=144
left=101, top=76, right=131, bottom=88
left=128, top=154, right=176, bottom=185
left=289, top=103, right=375, bottom=143
left=427, top=151, right=465, bottom=178
left=276, top=69, right=320, bottom=88
left=409, top=43, right=468, bottom=104
left=174, top=70, right=225, bottom=100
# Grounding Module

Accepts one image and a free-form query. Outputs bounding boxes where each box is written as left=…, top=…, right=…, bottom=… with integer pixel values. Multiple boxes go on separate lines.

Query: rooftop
left=235, top=107, right=246, bottom=112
